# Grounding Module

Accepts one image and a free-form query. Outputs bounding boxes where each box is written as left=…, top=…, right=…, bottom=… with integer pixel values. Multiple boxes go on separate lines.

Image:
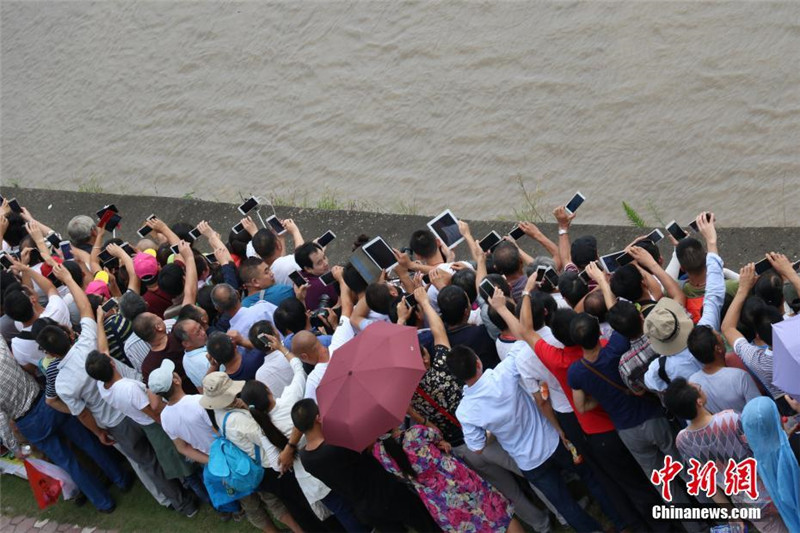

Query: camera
left=310, top=294, right=332, bottom=332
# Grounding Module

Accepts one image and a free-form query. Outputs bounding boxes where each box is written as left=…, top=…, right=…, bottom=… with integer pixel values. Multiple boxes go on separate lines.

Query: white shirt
left=183, top=347, right=210, bottom=390
left=12, top=295, right=71, bottom=367
left=229, top=300, right=277, bottom=338
left=246, top=242, right=301, bottom=287
left=426, top=262, right=475, bottom=313
left=161, top=395, right=216, bottom=455
left=255, top=350, right=294, bottom=398
left=515, top=333, right=573, bottom=414
left=304, top=318, right=354, bottom=402
left=55, top=318, right=126, bottom=429
left=97, top=377, right=154, bottom=426
left=456, top=349, right=559, bottom=472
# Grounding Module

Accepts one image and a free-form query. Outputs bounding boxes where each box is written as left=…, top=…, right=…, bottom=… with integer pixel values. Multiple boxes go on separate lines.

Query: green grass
left=76, top=176, right=105, bottom=194
left=0, top=475, right=252, bottom=532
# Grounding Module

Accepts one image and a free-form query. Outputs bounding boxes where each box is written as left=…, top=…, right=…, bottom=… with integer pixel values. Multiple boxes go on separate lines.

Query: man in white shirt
left=293, top=319, right=355, bottom=403
left=250, top=321, right=293, bottom=398
left=211, top=283, right=277, bottom=338
left=173, top=318, right=210, bottom=391
left=244, top=218, right=304, bottom=286
left=447, top=344, right=602, bottom=532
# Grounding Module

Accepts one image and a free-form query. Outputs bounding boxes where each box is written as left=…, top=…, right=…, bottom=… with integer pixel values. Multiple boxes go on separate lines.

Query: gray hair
left=210, top=283, right=239, bottom=313
left=67, top=215, right=96, bottom=245
left=524, top=256, right=557, bottom=277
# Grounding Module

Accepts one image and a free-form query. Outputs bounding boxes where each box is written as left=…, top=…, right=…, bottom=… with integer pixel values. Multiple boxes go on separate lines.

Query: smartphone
left=169, top=243, right=180, bottom=256
left=793, top=260, right=800, bottom=272
left=687, top=213, right=713, bottom=232
left=645, top=229, right=665, bottom=244
left=95, top=204, right=118, bottom=219
left=616, top=252, right=634, bottom=267
left=7, top=198, right=22, bottom=214
left=47, top=271, right=63, bottom=288
left=101, top=298, right=118, bottom=314
left=542, top=268, right=559, bottom=290
left=45, top=232, right=61, bottom=249
left=479, top=278, right=496, bottom=300
left=289, top=271, right=307, bottom=287
left=754, top=258, right=772, bottom=275
left=204, top=252, right=218, bottom=265
left=105, top=214, right=122, bottom=233
left=421, top=273, right=431, bottom=285
left=564, top=192, right=585, bottom=215
left=120, top=242, right=136, bottom=256
left=665, top=220, right=688, bottom=241
left=508, top=226, right=525, bottom=240
left=536, top=265, right=548, bottom=282
left=316, top=230, right=336, bottom=248
left=578, top=269, right=591, bottom=285
left=403, top=293, right=417, bottom=308
left=0, top=253, right=12, bottom=270
left=266, top=215, right=286, bottom=235
left=137, top=214, right=156, bottom=238
left=238, top=197, right=259, bottom=215
left=98, top=249, right=118, bottom=267
left=232, top=222, right=245, bottom=234
left=600, top=251, right=624, bottom=274
left=479, top=231, right=502, bottom=252
left=59, top=241, right=73, bottom=261
left=363, top=237, right=398, bottom=271
left=320, top=271, right=336, bottom=286
left=188, top=227, right=202, bottom=242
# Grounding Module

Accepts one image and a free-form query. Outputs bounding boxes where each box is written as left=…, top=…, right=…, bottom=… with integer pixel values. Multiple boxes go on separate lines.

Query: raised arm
left=416, top=286, right=449, bottom=348
left=89, top=224, right=106, bottom=274
left=721, top=264, right=755, bottom=346
left=53, top=263, right=92, bottom=319
left=25, top=221, right=57, bottom=268
left=767, top=252, right=800, bottom=305
left=696, top=212, right=725, bottom=330
left=491, top=286, right=542, bottom=348
left=178, top=240, right=197, bottom=305
left=349, top=296, right=370, bottom=330
left=627, top=246, right=684, bottom=305
left=585, top=261, right=617, bottom=310
left=281, top=219, right=305, bottom=247
left=9, top=255, right=59, bottom=298
left=96, top=306, right=109, bottom=354
left=333, top=265, right=353, bottom=318
left=146, top=217, right=180, bottom=246
left=520, top=221, right=562, bottom=272
left=553, top=206, right=576, bottom=270
left=106, top=243, right=140, bottom=294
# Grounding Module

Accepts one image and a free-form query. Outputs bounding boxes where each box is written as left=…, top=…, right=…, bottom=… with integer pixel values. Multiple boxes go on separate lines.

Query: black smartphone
left=120, top=242, right=136, bottom=256
left=687, top=213, right=712, bottom=232
left=0, top=253, right=12, bottom=270
left=363, top=237, right=398, bottom=271
left=266, top=215, right=286, bottom=235
left=98, top=249, right=118, bottom=268
left=232, top=222, right=245, bottom=234
left=204, top=252, right=219, bottom=265
left=95, top=204, right=118, bottom=218
left=793, top=260, right=800, bottom=272
left=188, top=227, right=202, bottom=242
left=509, top=226, right=525, bottom=240
left=540, top=268, right=559, bottom=291
left=47, top=271, right=63, bottom=288
left=479, top=278, right=496, bottom=300
left=45, top=232, right=61, bottom=249
left=137, top=214, right=156, bottom=238
left=600, top=251, right=624, bottom=274
left=105, top=214, right=122, bottom=233
left=289, top=271, right=307, bottom=287
left=665, top=221, right=688, bottom=241
left=8, top=198, right=22, bottom=214
left=238, top=197, right=259, bottom=215
left=565, top=192, right=585, bottom=215
left=479, top=231, right=502, bottom=252
left=535, top=265, right=547, bottom=282
left=404, top=293, right=417, bottom=308
left=616, top=252, right=634, bottom=267
left=645, top=229, right=665, bottom=244
left=169, top=243, right=180, bottom=255
left=59, top=241, right=73, bottom=261
left=320, top=271, right=336, bottom=286
left=316, top=230, right=336, bottom=248
left=101, top=298, right=118, bottom=314
left=421, top=273, right=431, bottom=285
left=578, top=269, right=591, bottom=285
left=754, top=258, right=772, bottom=275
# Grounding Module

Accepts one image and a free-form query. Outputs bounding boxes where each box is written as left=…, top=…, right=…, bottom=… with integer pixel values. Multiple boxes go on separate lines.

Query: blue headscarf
left=741, top=397, right=800, bottom=532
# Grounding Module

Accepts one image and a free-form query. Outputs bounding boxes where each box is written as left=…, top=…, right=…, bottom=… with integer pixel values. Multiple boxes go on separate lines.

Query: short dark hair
left=754, top=271, right=783, bottom=309
left=687, top=325, right=719, bottom=365
left=492, top=243, right=521, bottom=276
left=119, top=291, right=147, bottom=321
left=610, top=264, right=644, bottom=302
left=295, top=242, right=323, bottom=271
left=529, top=291, right=557, bottom=330
left=676, top=238, right=706, bottom=275
left=342, top=263, right=368, bottom=294
left=251, top=229, right=277, bottom=259
left=62, top=261, right=85, bottom=288
left=365, top=283, right=393, bottom=315
left=249, top=320, right=278, bottom=352
left=291, top=398, right=320, bottom=433
left=633, top=239, right=661, bottom=264
left=754, top=305, right=782, bottom=346
left=409, top=230, right=438, bottom=258
left=196, top=285, right=219, bottom=326
left=607, top=301, right=643, bottom=338
left=583, top=291, right=608, bottom=323
left=3, top=289, right=34, bottom=323
left=445, top=345, right=479, bottom=381
left=487, top=298, right=516, bottom=331
left=85, top=350, right=114, bottom=382
left=158, top=263, right=185, bottom=297
left=451, top=269, right=477, bottom=304
left=177, top=304, right=205, bottom=324
left=558, top=272, right=589, bottom=308
left=739, top=296, right=768, bottom=342
left=550, top=308, right=577, bottom=347
left=664, top=377, right=701, bottom=420
left=156, top=243, right=173, bottom=268
left=207, top=331, right=236, bottom=365
left=571, top=236, right=598, bottom=270
left=438, top=285, right=469, bottom=326
left=170, top=222, right=194, bottom=244
left=570, top=313, right=601, bottom=350
left=172, top=319, right=194, bottom=344
left=228, top=228, right=251, bottom=258
left=239, top=257, right=265, bottom=287
left=3, top=213, right=27, bottom=247
left=273, top=297, right=307, bottom=335
left=484, top=274, right=511, bottom=298
left=132, top=314, right=159, bottom=343
left=36, top=325, right=72, bottom=357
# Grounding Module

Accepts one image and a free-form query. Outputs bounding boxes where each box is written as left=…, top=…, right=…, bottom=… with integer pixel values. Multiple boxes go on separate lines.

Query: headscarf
left=741, top=397, right=800, bottom=532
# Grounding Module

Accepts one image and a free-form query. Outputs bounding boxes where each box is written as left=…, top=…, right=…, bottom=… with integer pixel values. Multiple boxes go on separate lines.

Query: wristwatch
left=522, top=291, right=531, bottom=298
left=558, top=228, right=569, bottom=235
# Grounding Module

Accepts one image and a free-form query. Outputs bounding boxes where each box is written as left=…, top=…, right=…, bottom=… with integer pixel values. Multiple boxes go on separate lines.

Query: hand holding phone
left=508, top=226, right=526, bottom=241
left=665, top=221, right=688, bottom=242
left=237, top=197, right=259, bottom=215
left=564, top=192, right=585, bottom=215
left=316, top=230, right=336, bottom=248
left=289, top=271, right=307, bottom=288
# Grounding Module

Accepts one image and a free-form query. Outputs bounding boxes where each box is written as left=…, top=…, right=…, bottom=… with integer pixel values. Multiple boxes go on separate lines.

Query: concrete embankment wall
left=2, top=187, right=798, bottom=268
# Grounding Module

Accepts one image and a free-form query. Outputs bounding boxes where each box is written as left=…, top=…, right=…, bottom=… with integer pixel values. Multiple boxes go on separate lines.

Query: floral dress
left=373, top=424, right=514, bottom=532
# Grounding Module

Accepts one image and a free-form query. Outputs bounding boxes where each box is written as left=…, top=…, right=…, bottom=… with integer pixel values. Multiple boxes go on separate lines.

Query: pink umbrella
left=317, top=321, right=426, bottom=451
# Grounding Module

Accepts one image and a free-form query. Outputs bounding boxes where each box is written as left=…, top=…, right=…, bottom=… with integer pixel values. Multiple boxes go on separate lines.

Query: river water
left=2, top=1, right=799, bottom=226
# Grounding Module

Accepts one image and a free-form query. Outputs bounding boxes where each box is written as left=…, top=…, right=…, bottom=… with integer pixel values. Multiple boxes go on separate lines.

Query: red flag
left=23, top=459, right=63, bottom=509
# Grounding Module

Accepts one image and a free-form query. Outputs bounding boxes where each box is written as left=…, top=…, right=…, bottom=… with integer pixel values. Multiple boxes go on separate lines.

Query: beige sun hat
left=643, top=297, right=694, bottom=356
left=199, top=372, right=245, bottom=409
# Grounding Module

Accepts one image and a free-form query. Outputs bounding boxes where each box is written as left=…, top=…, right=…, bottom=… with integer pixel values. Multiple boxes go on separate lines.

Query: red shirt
left=535, top=339, right=615, bottom=435
left=143, top=287, right=173, bottom=319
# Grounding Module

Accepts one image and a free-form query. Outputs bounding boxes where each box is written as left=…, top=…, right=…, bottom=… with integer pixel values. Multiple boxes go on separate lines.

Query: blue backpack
left=203, top=411, right=265, bottom=507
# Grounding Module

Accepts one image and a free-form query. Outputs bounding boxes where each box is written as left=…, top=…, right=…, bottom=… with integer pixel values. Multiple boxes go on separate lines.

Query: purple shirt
left=303, top=273, right=339, bottom=311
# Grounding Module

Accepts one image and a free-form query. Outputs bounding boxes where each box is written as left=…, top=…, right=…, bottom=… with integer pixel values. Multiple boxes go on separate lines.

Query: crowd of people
left=0, top=193, right=799, bottom=533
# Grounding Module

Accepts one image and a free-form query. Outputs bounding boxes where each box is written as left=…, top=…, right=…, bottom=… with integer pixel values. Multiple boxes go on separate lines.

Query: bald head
left=291, top=330, right=323, bottom=365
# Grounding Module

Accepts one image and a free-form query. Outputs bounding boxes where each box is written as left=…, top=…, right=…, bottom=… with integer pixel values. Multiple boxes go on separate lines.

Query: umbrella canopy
left=317, top=321, right=426, bottom=451
left=772, top=315, right=800, bottom=398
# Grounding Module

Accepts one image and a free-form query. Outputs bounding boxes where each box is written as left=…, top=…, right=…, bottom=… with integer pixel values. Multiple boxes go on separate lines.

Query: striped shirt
left=618, top=335, right=660, bottom=396
left=732, top=338, right=783, bottom=399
